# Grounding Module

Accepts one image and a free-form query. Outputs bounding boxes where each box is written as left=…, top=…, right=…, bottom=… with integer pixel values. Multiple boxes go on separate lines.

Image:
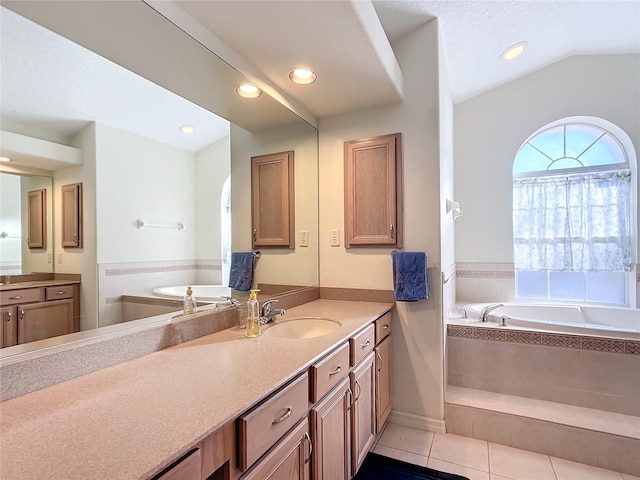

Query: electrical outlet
left=330, top=229, right=340, bottom=246
left=300, top=230, right=309, bottom=247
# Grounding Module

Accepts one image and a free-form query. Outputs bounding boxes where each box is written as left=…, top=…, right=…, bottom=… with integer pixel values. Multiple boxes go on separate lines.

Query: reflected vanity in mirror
left=0, top=1, right=318, bottom=354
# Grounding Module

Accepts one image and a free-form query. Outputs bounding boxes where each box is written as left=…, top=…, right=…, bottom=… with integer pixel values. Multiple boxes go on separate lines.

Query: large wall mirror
left=0, top=2, right=318, bottom=354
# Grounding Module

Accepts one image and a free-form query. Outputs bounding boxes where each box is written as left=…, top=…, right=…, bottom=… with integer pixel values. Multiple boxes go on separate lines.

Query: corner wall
left=319, top=20, right=446, bottom=429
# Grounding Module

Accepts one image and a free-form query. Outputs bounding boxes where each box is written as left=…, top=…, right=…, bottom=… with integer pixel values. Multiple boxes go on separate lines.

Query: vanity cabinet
left=251, top=150, right=295, bottom=248
left=344, top=133, right=403, bottom=248
left=310, top=376, right=352, bottom=480
left=0, top=306, right=18, bottom=348
left=155, top=449, right=202, bottom=480
left=0, top=282, right=79, bottom=345
left=241, top=418, right=311, bottom=480
left=350, top=351, right=377, bottom=475
left=374, top=312, right=392, bottom=432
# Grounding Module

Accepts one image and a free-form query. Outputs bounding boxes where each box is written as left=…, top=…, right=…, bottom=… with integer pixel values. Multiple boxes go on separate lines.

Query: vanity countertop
left=0, top=299, right=393, bottom=480
left=0, top=279, right=81, bottom=291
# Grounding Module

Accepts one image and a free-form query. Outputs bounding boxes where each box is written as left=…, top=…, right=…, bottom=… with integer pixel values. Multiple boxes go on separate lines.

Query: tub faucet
left=479, top=303, right=503, bottom=322
left=260, top=299, right=286, bottom=325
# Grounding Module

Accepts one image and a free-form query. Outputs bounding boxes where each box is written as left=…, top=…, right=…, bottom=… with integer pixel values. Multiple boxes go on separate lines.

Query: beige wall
left=319, top=20, right=447, bottom=429
left=455, top=54, right=640, bottom=264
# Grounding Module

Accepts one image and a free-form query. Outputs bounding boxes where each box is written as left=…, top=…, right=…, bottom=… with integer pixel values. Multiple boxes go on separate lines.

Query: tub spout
left=480, top=303, right=503, bottom=322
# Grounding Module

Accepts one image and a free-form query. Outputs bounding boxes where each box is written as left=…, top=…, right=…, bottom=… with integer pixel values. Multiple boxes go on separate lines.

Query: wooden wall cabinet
left=251, top=151, right=294, bottom=248
left=61, top=183, right=83, bottom=248
left=344, top=133, right=402, bottom=248
left=27, top=189, right=46, bottom=249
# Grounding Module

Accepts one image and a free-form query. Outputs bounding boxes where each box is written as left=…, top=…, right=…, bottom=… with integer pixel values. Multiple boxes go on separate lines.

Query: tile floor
left=372, top=423, right=640, bottom=480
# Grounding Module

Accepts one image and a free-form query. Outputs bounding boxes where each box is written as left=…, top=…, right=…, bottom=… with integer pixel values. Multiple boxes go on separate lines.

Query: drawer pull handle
left=9, top=295, right=21, bottom=300
left=6, top=311, right=11, bottom=321
left=361, top=340, right=371, bottom=349
left=354, top=379, right=361, bottom=401
left=55, top=291, right=65, bottom=295
left=347, top=386, right=353, bottom=409
left=382, top=324, right=389, bottom=330
left=304, top=431, right=313, bottom=464
left=377, top=352, right=382, bottom=372
left=328, top=365, right=341, bottom=376
left=272, top=407, right=292, bottom=425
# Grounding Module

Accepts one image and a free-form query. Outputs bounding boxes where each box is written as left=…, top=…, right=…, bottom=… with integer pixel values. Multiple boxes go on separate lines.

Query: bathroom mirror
left=0, top=2, right=318, bottom=353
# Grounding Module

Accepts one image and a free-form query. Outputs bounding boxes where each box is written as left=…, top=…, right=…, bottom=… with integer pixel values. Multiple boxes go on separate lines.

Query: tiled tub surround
left=456, top=262, right=640, bottom=308
left=446, top=324, right=640, bottom=476
left=0, top=299, right=392, bottom=479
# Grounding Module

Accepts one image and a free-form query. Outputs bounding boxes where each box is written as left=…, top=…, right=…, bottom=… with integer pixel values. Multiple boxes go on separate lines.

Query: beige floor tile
left=373, top=444, right=428, bottom=467
left=488, top=443, right=556, bottom=480
left=490, top=475, right=516, bottom=480
left=377, top=423, right=434, bottom=456
left=430, top=433, right=489, bottom=471
left=428, top=458, right=490, bottom=480
left=551, top=457, right=624, bottom=480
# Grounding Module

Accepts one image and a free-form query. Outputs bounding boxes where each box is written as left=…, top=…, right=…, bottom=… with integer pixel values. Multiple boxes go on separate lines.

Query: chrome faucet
left=260, top=299, right=286, bottom=325
left=479, top=303, right=503, bottom=322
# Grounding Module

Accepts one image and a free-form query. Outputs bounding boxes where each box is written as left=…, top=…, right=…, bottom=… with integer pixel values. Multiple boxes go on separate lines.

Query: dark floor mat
left=353, top=452, right=470, bottom=480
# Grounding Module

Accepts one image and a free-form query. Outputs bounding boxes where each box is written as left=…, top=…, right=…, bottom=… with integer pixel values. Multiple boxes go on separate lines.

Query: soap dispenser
left=245, top=289, right=261, bottom=337
left=183, top=286, right=197, bottom=315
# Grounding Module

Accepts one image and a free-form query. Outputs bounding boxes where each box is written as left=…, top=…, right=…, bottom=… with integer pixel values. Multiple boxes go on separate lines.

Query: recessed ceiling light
left=501, top=41, right=528, bottom=60
left=235, top=84, right=262, bottom=98
left=179, top=124, right=194, bottom=134
left=289, top=68, right=317, bottom=85
left=0, top=156, right=11, bottom=162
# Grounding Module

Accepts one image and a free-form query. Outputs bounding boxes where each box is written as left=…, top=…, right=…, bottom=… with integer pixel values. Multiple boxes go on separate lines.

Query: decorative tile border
left=447, top=324, right=640, bottom=355
left=456, top=270, right=514, bottom=280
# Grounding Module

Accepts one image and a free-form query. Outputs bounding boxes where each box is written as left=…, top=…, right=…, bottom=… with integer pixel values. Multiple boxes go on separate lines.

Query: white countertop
left=0, top=299, right=392, bottom=480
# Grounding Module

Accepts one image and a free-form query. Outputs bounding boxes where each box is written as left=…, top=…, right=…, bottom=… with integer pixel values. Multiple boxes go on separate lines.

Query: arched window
left=513, top=119, right=634, bottom=305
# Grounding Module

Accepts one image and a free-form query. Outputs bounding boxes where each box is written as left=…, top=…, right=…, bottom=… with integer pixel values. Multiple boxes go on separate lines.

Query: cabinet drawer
left=375, top=311, right=392, bottom=344
left=350, top=323, right=375, bottom=367
left=45, top=285, right=74, bottom=301
left=1, top=288, right=43, bottom=306
left=239, top=372, right=310, bottom=471
left=310, top=342, right=350, bottom=403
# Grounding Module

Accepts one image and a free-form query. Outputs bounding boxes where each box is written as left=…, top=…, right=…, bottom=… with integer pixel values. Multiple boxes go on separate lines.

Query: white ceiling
left=1, top=0, right=639, bottom=164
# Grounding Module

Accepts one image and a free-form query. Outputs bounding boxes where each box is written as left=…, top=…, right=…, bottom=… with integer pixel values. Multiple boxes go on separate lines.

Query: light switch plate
left=300, top=230, right=309, bottom=247
left=331, top=229, right=340, bottom=246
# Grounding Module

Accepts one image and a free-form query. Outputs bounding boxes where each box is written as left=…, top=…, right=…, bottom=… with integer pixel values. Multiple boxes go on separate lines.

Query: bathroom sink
left=264, top=318, right=341, bottom=339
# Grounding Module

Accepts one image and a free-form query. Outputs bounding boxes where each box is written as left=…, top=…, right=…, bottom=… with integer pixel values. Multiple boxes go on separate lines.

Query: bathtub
left=457, top=302, right=640, bottom=340
left=153, top=285, right=231, bottom=302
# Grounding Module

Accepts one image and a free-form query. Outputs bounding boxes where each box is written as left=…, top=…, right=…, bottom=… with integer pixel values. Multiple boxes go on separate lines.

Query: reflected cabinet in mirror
left=0, top=2, right=318, bottom=354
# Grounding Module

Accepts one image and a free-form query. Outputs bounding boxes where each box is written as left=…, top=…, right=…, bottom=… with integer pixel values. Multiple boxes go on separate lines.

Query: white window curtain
left=513, top=170, right=632, bottom=272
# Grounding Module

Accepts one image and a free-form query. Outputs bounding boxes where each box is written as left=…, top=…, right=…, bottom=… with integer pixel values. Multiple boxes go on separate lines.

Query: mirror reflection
left=0, top=3, right=318, bottom=353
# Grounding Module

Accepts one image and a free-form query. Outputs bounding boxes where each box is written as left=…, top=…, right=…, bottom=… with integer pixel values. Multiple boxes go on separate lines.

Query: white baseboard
left=387, top=409, right=446, bottom=433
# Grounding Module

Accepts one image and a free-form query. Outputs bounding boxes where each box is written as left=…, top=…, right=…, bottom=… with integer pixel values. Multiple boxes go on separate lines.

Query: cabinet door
left=350, top=352, right=376, bottom=475
left=375, top=335, right=392, bottom=433
left=27, top=189, right=46, bottom=249
left=344, top=133, right=402, bottom=247
left=1, top=306, right=18, bottom=348
left=154, top=448, right=201, bottom=480
left=251, top=151, right=294, bottom=248
left=311, top=377, right=351, bottom=480
left=18, top=299, right=74, bottom=344
left=61, top=183, right=83, bottom=248
left=242, top=418, right=311, bottom=480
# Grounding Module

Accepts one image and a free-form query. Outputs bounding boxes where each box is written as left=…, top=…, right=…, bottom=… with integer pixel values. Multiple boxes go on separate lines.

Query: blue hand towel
left=391, top=251, right=429, bottom=302
left=228, top=252, right=256, bottom=291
